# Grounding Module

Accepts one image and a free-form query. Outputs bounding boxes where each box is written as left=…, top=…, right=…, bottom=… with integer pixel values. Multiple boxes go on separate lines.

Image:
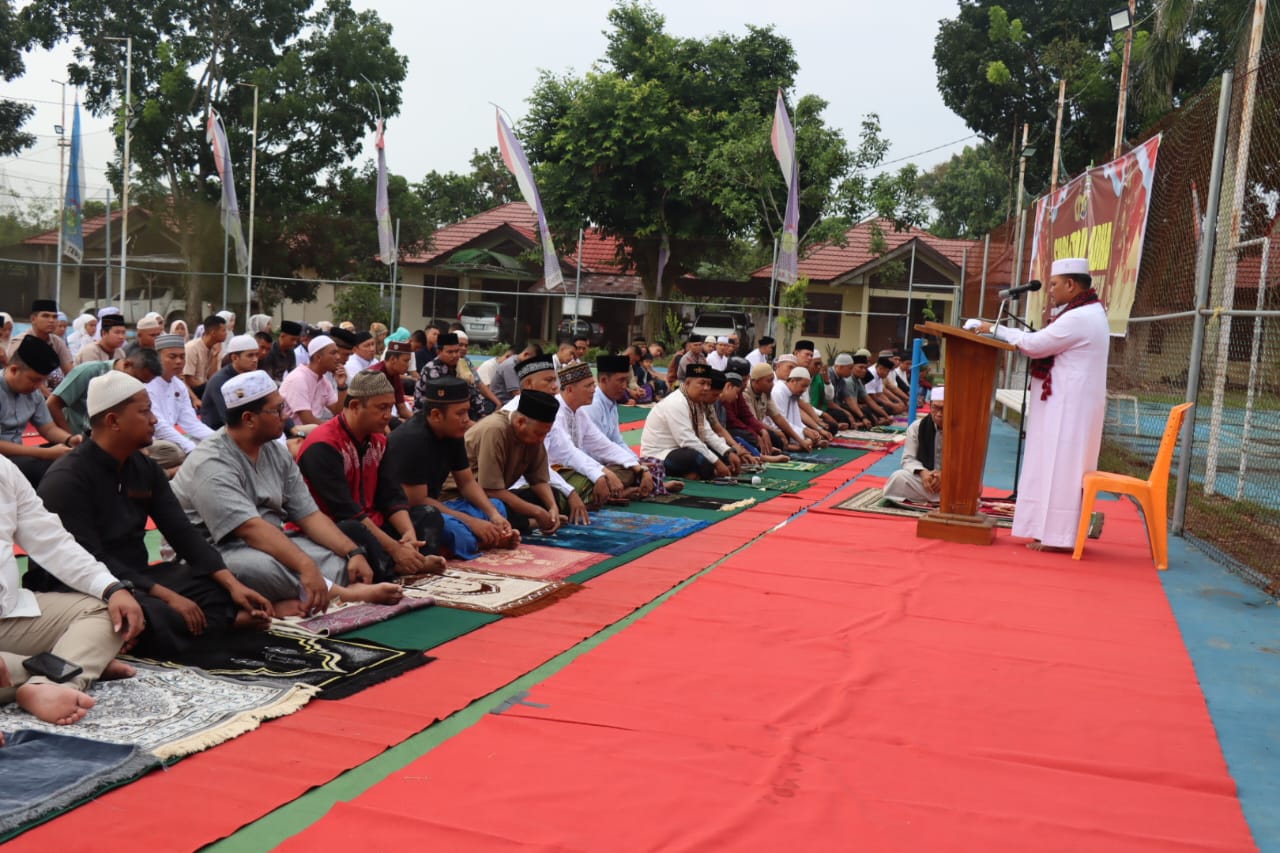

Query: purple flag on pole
left=771, top=89, right=800, bottom=285
left=496, top=109, right=564, bottom=290
left=206, top=109, right=249, bottom=276
left=375, top=119, right=395, bottom=265
left=61, top=100, right=86, bottom=264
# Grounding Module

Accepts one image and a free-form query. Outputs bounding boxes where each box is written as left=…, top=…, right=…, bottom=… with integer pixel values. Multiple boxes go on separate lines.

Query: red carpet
left=277, top=498, right=1254, bottom=851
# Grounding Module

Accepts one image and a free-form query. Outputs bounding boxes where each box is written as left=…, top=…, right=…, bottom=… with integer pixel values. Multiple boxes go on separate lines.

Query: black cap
left=424, top=376, right=470, bottom=405
left=329, top=328, right=356, bottom=348
left=596, top=355, right=629, bottom=375
left=515, top=355, right=555, bottom=380
left=794, top=340, right=815, bottom=352
left=15, top=335, right=59, bottom=374
left=100, top=314, right=126, bottom=331
left=438, top=332, right=460, bottom=347
left=352, top=331, right=373, bottom=345
left=725, top=372, right=744, bottom=386
left=759, top=336, right=775, bottom=346
left=709, top=370, right=727, bottom=390
left=30, top=299, right=58, bottom=314
left=876, top=356, right=895, bottom=369
left=280, top=320, right=302, bottom=335
left=852, top=354, right=869, bottom=365
left=727, top=357, right=750, bottom=375
left=516, top=389, right=559, bottom=423
left=685, top=363, right=712, bottom=379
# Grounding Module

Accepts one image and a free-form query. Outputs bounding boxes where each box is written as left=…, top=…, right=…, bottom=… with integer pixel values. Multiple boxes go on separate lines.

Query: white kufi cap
left=716, top=336, right=730, bottom=344
left=307, top=334, right=335, bottom=356
left=222, top=370, right=276, bottom=409
left=788, top=366, right=811, bottom=381
left=930, top=386, right=945, bottom=402
left=1050, top=257, right=1090, bottom=277
left=225, top=334, right=259, bottom=355
left=87, top=371, right=146, bottom=418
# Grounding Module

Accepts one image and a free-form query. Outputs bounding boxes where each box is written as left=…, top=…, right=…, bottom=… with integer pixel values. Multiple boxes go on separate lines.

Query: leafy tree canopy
left=416, top=146, right=519, bottom=229
left=917, top=142, right=1011, bottom=239
left=0, top=0, right=36, bottom=156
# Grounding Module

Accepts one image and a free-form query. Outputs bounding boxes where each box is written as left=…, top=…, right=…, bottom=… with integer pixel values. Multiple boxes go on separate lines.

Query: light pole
left=237, top=82, right=259, bottom=315
left=1110, top=2, right=1136, bottom=159
left=52, top=79, right=68, bottom=309
left=105, top=36, right=132, bottom=304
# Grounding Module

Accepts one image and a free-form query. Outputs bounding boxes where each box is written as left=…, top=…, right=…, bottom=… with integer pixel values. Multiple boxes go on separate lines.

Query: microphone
left=998, top=280, right=1042, bottom=299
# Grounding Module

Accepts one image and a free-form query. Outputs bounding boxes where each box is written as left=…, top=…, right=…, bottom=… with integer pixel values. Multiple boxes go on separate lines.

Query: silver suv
left=457, top=301, right=510, bottom=344
left=690, top=311, right=754, bottom=355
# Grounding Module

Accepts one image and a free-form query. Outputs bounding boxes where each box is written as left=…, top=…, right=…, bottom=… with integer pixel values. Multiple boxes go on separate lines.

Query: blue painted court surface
left=872, top=418, right=1280, bottom=850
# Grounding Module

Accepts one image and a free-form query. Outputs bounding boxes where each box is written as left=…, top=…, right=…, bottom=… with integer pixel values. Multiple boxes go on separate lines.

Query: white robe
left=993, top=302, right=1109, bottom=546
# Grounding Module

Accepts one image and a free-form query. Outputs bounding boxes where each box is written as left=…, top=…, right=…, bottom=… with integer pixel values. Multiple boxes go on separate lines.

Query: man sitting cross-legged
left=640, top=363, right=740, bottom=480
left=385, top=377, right=519, bottom=559
left=280, top=334, right=348, bottom=433
left=28, top=373, right=274, bottom=656
left=547, top=361, right=654, bottom=507
left=716, top=368, right=789, bottom=463
left=172, top=371, right=404, bottom=616
left=584, top=354, right=677, bottom=494
left=297, top=370, right=446, bottom=580
left=147, top=334, right=215, bottom=469
left=771, top=364, right=830, bottom=448
left=465, top=389, right=564, bottom=537
left=0, top=454, right=144, bottom=728
left=743, top=361, right=811, bottom=453
left=884, top=386, right=946, bottom=504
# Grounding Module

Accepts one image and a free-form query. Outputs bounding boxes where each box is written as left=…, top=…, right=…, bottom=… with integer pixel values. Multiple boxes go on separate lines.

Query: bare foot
left=664, top=480, right=684, bottom=494
left=101, top=659, right=136, bottom=680
left=423, top=555, right=447, bottom=574
left=16, top=683, right=95, bottom=725
left=274, top=599, right=308, bottom=618
left=1026, top=541, right=1072, bottom=553
left=233, top=610, right=272, bottom=631
left=338, top=583, right=404, bottom=605
left=761, top=454, right=790, bottom=463
left=498, top=530, right=522, bottom=549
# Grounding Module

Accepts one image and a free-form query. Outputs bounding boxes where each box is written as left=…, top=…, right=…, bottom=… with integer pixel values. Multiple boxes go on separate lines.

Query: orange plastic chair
left=1072, top=402, right=1194, bottom=570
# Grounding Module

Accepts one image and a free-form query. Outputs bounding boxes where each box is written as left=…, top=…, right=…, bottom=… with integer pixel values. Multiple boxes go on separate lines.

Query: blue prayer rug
left=524, top=509, right=710, bottom=553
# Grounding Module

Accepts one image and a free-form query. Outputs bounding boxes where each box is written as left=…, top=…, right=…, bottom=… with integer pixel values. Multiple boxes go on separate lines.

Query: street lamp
left=1111, top=1, right=1136, bottom=159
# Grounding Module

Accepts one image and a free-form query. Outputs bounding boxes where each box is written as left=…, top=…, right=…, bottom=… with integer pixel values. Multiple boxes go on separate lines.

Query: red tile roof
left=22, top=207, right=149, bottom=247
left=749, top=218, right=982, bottom=283
left=401, top=202, right=629, bottom=274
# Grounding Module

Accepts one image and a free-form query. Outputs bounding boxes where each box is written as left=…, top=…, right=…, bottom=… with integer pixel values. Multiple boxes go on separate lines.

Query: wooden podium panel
left=913, top=322, right=1016, bottom=545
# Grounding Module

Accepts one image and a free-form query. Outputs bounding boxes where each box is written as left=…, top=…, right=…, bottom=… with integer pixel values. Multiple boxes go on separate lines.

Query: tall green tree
left=0, top=0, right=35, bottom=156
left=417, top=146, right=519, bottom=228
left=21, top=0, right=408, bottom=315
left=917, top=142, right=1011, bottom=239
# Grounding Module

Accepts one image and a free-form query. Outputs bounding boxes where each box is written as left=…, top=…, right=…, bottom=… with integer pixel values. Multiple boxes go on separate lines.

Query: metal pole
left=1113, top=0, right=1136, bottom=158
left=1237, top=236, right=1268, bottom=499
left=1051, top=78, right=1066, bottom=194
left=222, top=229, right=229, bottom=310
left=907, top=337, right=923, bottom=423
left=105, top=36, right=132, bottom=304
left=389, top=218, right=400, bottom=329
left=103, top=187, right=112, bottom=305
left=766, top=237, right=780, bottom=336
left=958, top=246, right=968, bottom=325
left=1172, top=70, right=1233, bottom=535
left=978, top=234, right=990, bottom=318
left=241, top=83, right=259, bottom=314
left=53, top=79, right=66, bottom=310
left=904, top=240, right=917, bottom=348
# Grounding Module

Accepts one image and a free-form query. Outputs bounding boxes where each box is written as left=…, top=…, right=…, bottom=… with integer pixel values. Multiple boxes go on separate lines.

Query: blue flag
left=61, top=100, right=86, bottom=264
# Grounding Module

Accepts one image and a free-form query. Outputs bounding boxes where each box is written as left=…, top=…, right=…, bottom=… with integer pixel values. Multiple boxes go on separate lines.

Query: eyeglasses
left=259, top=403, right=286, bottom=417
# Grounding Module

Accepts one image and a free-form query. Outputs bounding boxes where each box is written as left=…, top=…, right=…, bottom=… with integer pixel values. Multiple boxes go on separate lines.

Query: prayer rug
left=642, top=493, right=746, bottom=511
left=291, top=596, right=436, bottom=636
left=0, top=664, right=316, bottom=761
left=785, top=453, right=843, bottom=466
left=830, top=437, right=900, bottom=451
left=0, top=730, right=160, bottom=839
left=588, top=508, right=710, bottom=539
left=833, top=487, right=1014, bottom=528
left=523, top=525, right=653, bottom=556
left=764, top=460, right=820, bottom=472
left=837, top=429, right=907, bottom=445
left=402, top=568, right=580, bottom=615
left=447, top=543, right=605, bottom=579
left=737, top=476, right=806, bottom=493
left=134, top=629, right=431, bottom=701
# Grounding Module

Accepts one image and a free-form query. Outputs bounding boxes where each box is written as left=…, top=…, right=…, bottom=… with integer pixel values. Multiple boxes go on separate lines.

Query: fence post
left=1172, top=70, right=1233, bottom=536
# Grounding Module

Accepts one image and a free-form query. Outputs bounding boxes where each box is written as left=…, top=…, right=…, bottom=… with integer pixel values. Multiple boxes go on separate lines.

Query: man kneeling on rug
left=386, top=377, right=519, bottom=558
left=0, top=455, right=144, bottom=728
left=640, top=364, right=740, bottom=480
left=883, top=386, right=945, bottom=504
left=172, top=371, right=405, bottom=616
left=466, top=389, right=564, bottom=536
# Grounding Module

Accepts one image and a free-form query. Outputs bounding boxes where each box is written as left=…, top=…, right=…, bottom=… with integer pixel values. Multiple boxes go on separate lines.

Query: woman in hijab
left=170, top=318, right=190, bottom=340
left=95, top=306, right=121, bottom=340
left=67, top=313, right=97, bottom=355
left=248, top=313, right=273, bottom=335
left=0, top=312, right=12, bottom=367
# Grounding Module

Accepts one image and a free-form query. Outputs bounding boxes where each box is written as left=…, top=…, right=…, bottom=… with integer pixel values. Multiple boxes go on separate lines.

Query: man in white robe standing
left=971, top=257, right=1109, bottom=552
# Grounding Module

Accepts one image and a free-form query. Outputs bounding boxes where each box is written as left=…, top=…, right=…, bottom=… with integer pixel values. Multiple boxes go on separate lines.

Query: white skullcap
left=98, top=306, right=121, bottom=319
left=307, top=334, right=335, bottom=356
left=703, top=335, right=717, bottom=343
left=854, top=348, right=872, bottom=359
left=222, top=370, right=276, bottom=409
left=87, top=371, right=146, bottom=417
left=316, top=321, right=334, bottom=333
left=716, top=336, right=730, bottom=344
left=1051, top=257, right=1090, bottom=277
left=834, top=353, right=854, bottom=366
left=137, top=312, right=164, bottom=331
left=225, top=334, right=259, bottom=355
left=930, top=386, right=945, bottom=402
left=455, top=330, right=469, bottom=341
left=788, top=366, right=811, bottom=381
left=775, top=353, right=798, bottom=365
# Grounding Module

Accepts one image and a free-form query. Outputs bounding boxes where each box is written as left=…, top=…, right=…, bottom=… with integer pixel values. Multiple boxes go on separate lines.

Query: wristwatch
left=102, top=580, right=136, bottom=601
left=344, top=546, right=368, bottom=562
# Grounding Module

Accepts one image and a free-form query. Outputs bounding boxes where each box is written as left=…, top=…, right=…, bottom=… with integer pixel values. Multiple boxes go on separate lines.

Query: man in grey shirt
left=489, top=342, right=539, bottom=405
left=171, top=370, right=404, bottom=617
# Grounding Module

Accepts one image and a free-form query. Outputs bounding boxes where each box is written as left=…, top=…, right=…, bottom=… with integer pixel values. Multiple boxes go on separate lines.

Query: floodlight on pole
left=1109, top=7, right=1133, bottom=32
left=1111, top=0, right=1136, bottom=158
left=52, top=79, right=67, bottom=311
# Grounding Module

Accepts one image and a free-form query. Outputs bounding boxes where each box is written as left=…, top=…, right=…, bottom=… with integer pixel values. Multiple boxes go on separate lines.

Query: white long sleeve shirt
left=640, top=389, right=729, bottom=463
left=147, top=374, right=214, bottom=453
left=0, top=457, right=116, bottom=618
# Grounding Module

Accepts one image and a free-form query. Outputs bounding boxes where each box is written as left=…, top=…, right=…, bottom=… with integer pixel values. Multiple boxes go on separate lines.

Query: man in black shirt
left=30, top=372, right=273, bottom=656
left=261, top=320, right=301, bottom=383
left=386, top=377, right=517, bottom=559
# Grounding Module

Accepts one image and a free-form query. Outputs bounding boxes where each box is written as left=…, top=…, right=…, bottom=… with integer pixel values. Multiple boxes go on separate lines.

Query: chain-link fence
left=966, top=49, right=1280, bottom=588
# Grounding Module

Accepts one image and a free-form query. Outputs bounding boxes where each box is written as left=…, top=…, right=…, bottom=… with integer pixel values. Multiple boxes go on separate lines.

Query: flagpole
left=222, top=228, right=229, bottom=310
left=106, top=36, right=131, bottom=304
left=390, top=218, right=400, bottom=329
left=766, top=237, right=779, bottom=337
left=239, top=83, right=260, bottom=315
left=53, top=79, right=67, bottom=309
left=103, top=187, right=112, bottom=304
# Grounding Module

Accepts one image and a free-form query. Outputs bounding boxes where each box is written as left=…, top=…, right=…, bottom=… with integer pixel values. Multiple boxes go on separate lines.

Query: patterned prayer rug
left=837, top=429, right=907, bottom=446
left=134, top=628, right=432, bottom=700
left=785, top=453, right=843, bottom=466
left=401, top=568, right=580, bottom=615
left=0, top=730, right=161, bottom=838
left=737, top=476, right=806, bottom=493
left=447, top=543, right=604, bottom=579
left=292, top=596, right=436, bottom=636
left=765, top=460, right=820, bottom=472
left=0, top=664, right=317, bottom=760
left=833, top=487, right=1014, bottom=528
left=642, top=493, right=745, bottom=511
left=523, top=525, right=653, bottom=556
left=830, top=438, right=900, bottom=451
left=589, top=508, right=711, bottom=539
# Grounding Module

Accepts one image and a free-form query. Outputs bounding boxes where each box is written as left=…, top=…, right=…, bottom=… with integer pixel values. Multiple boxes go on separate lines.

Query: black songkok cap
left=16, top=335, right=59, bottom=374
left=794, top=339, right=815, bottom=352
left=31, top=299, right=58, bottom=314
left=876, top=356, right=896, bottom=369
left=596, top=355, right=630, bottom=375
left=685, top=363, right=712, bottom=379
left=328, top=328, right=356, bottom=348
left=709, top=370, right=727, bottom=390
left=438, top=332, right=460, bottom=347
left=424, top=376, right=470, bottom=405
left=352, top=331, right=373, bottom=345
left=758, top=336, right=775, bottom=346
left=516, top=389, right=559, bottom=423
left=280, top=320, right=302, bottom=335
left=100, top=314, right=126, bottom=331
left=515, top=355, right=555, bottom=380
left=852, top=354, right=869, bottom=365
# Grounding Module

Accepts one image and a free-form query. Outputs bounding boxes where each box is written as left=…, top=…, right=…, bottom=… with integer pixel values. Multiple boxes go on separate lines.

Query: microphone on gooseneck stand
left=997, top=280, right=1042, bottom=300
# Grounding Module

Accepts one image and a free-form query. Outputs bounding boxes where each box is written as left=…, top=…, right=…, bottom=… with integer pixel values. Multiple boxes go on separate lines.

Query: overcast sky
left=2, top=0, right=975, bottom=216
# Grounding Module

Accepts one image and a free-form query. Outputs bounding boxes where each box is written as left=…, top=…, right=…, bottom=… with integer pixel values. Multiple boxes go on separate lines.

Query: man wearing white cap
left=147, top=334, right=214, bottom=467
left=173, top=371, right=404, bottom=614
left=201, top=334, right=261, bottom=430
left=970, top=257, right=1110, bottom=552
left=280, top=334, right=347, bottom=432
left=707, top=336, right=732, bottom=372
left=770, top=364, right=830, bottom=447
left=135, top=313, right=165, bottom=350
left=31, top=372, right=274, bottom=656
left=884, top=386, right=947, bottom=504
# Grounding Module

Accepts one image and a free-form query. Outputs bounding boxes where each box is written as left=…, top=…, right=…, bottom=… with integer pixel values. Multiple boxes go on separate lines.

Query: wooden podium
left=913, top=321, right=1016, bottom=545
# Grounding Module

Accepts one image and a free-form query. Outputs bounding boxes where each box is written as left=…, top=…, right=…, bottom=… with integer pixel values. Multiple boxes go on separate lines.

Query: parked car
left=690, top=311, right=754, bottom=354
left=457, top=301, right=512, bottom=344
left=80, top=288, right=188, bottom=327
left=557, top=315, right=605, bottom=346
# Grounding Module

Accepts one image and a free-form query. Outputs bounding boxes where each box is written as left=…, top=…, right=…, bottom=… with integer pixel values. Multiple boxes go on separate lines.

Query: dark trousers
left=337, top=504, right=443, bottom=578
left=663, top=448, right=717, bottom=479
left=10, top=455, right=53, bottom=487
